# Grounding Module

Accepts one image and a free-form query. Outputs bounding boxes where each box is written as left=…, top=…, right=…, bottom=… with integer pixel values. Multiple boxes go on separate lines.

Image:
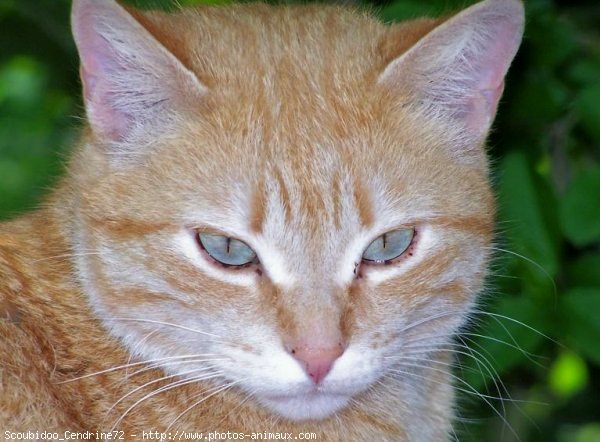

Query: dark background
left=0, top=0, right=599, bottom=440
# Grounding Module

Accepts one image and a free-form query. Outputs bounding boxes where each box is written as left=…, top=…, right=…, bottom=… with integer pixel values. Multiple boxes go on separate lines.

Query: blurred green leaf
left=0, top=56, right=44, bottom=106
left=497, top=151, right=559, bottom=294
left=562, top=288, right=600, bottom=365
left=528, top=17, right=578, bottom=69
left=567, top=59, right=600, bottom=87
left=575, top=85, right=600, bottom=141
left=559, top=423, right=600, bottom=442
left=378, top=0, right=480, bottom=22
left=549, top=351, right=588, bottom=398
left=0, top=54, right=74, bottom=219
left=568, top=253, right=600, bottom=288
left=559, top=166, right=600, bottom=246
left=510, top=72, right=570, bottom=126
left=179, top=0, right=234, bottom=4
left=378, top=1, right=447, bottom=21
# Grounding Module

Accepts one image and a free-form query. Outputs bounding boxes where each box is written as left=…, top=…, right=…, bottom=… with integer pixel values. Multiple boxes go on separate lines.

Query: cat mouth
left=259, top=390, right=352, bottom=421
left=263, top=389, right=347, bottom=401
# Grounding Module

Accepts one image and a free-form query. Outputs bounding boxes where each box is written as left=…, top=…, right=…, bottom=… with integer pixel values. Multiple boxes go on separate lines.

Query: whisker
left=55, top=354, right=217, bottom=384
left=457, top=335, right=546, bottom=433
left=109, top=370, right=225, bottom=431
left=398, top=333, right=548, bottom=432
left=390, top=338, right=542, bottom=432
left=107, top=365, right=219, bottom=417
left=165, top=380, right=242, bottom=433
left=462, top=331, right=546, bottom=365
left=386, top=367, right=520, bottom=441
left=400, top=310, right=465, bottom=334
left=401, top=329, right=549, bottom=364
left=123, top=356, right=228, bottom=382
left=398, top=348, right=511, bottom=429
left=484, top=246, right=557, bottom=294
left=394, top=343, right=504, bottom=395
left=475, top=311, right=560, bottom=346
left=452, top=339, right=512, bottom=402
left=101, top=317, right=222, bottom=339
left=394, top=355, right=481, bottom=377
left=124, top=330, right=160, bottom=380
left=398, top=339, right=515, bottom=406
left=211, top=386, right=257, bottom=429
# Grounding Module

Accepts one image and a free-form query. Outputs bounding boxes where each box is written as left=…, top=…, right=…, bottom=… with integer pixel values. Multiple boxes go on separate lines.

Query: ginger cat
left=0, top=0, right=524, bottom=440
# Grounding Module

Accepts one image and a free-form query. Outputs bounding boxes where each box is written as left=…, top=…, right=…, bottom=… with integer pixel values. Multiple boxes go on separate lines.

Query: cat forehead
left=133, top=5, right=437, bottom=91
left=131, top=5, right=450, bottom=165
left=144, top=99, right=478, bottom=236
left=79, top=2, right=497, bottom=234
left=157, top=136, right=476, bottom=237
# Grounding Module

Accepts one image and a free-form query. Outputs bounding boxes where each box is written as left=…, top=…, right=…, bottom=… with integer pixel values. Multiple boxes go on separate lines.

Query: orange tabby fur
left=0, top=1, right=523, bottom=440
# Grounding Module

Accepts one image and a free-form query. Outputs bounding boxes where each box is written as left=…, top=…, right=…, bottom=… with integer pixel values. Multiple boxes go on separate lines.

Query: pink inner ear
left=462, top=17, right=522, bottom=133
left=80, top=60, right=133, bottom=141
left=466, top=81, right=505, bottom=133
left=378, top=0, right=524, bottom=141
left=73, top=0, right=206, bottom=145
left=73, top=1, right=135, bottom=141
left=482, top=80, right=505, bottom=117
left=465, top=60, right=509, bottom=132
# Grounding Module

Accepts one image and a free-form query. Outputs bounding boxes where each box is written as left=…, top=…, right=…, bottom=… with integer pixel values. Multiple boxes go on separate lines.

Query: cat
left=0, top=0, right=524, bottom=440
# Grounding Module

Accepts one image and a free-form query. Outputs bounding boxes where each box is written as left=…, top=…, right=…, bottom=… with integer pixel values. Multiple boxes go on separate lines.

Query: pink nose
left=291, top=344, right=345, bottom=384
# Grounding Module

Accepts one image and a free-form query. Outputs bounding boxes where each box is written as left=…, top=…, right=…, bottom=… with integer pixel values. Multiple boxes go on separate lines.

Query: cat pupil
left=197, top=233, right=257, bottom=267
left=362, top=229, right=414, bottom=263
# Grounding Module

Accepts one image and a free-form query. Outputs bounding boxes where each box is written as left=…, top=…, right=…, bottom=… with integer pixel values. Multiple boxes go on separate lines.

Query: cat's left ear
left=71, top=0, right=207, bottom=144
left=378, top=0, right=524, bottom=145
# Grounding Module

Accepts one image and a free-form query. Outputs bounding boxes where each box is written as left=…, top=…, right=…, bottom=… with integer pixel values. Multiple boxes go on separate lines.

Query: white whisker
left=102, top=317, right=222, bottom=339
left=123, top=356, right=227, bottom=383
left=386, top=367, right=521, bottom=441
left=400, top=311, right=465, bottom=334
left=476, top=311, right=559, bottom=345
left=165, top=380, right=242, bottom=433
left=107, top=365, right=219, bottom=417
left=484, top=246, right=557, bottom=294
left=109, top=370, right=225, bottom=431
left=55, top=354, right=217, bottom=384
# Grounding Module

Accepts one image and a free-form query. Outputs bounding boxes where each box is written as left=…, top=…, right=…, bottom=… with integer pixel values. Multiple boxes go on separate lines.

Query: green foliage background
left=0, top=0, right=598, bottom=440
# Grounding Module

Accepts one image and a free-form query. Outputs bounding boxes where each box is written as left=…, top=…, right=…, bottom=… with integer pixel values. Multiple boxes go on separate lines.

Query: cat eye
left=362, top=228, right=415, bottom=264
left=197, top=233, right=258, bottom=267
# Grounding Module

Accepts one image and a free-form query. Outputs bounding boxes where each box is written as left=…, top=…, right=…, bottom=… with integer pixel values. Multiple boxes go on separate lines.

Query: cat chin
left=259, top=391, right=351, bottom=421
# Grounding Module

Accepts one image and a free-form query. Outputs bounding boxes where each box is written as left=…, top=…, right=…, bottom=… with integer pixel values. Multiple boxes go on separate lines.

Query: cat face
left=71, top=0, right=522, bottom=422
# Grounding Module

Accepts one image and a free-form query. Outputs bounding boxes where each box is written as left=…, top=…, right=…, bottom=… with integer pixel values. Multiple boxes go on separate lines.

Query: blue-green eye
left=362, top=228, right=414, bottom=263
left=197, top=233, right=258, bottom=267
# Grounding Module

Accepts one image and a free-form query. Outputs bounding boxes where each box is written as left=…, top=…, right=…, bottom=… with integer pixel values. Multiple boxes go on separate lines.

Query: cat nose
left=290, top=343, right=345, bottom=384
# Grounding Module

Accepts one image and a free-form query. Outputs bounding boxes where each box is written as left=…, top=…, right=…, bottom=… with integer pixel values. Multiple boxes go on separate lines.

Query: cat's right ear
left=71, top=0, right=207, bottom=144
left=378, top=0, right=524, bottom=151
